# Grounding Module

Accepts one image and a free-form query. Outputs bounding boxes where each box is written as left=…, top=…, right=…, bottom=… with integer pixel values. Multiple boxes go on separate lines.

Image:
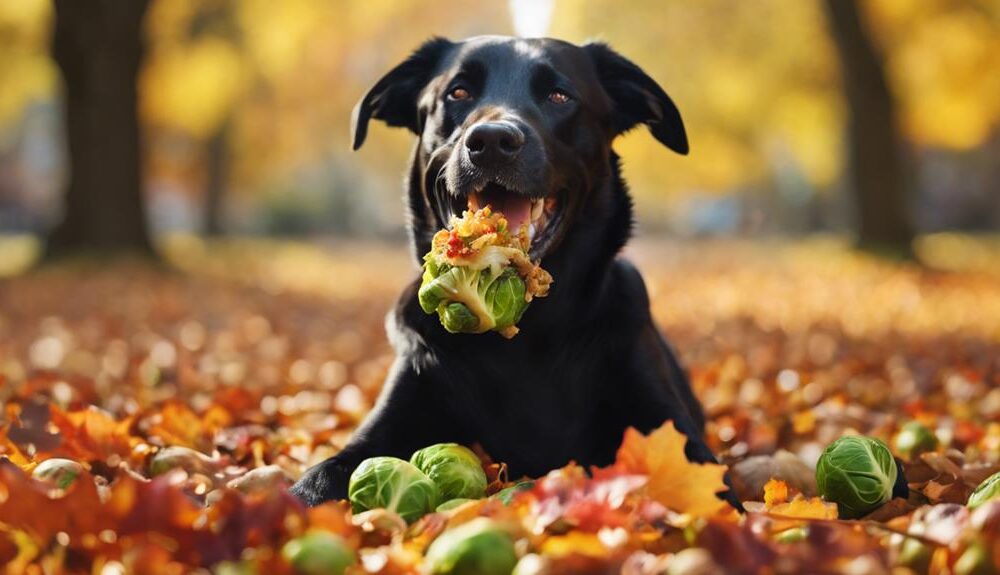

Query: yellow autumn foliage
left=0, top=0, right=995, bottom=200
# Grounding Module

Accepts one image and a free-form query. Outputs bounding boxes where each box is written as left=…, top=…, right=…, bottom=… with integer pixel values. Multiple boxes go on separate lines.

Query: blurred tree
left=45, top=0, right=156, bottom=259
left=551, top=0, right=998, bottom=237
left=550, top=1, right=845, bottom=219
left=204, top=118, right=230, bottom=236
left=824, top=0, right=914, bottom=256
left=866, top=0, right=1000, bottom=152
left=190, top=2, right=238, bottom=237
left=142, top=0, right=246, bottom=236
left=4, top=0, right=992, bottom=240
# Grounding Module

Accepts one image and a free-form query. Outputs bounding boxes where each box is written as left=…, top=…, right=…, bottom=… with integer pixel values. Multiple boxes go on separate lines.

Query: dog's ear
left=583, top=42, right=688, bottom=155
left=351, top=37, right=454, bottom=150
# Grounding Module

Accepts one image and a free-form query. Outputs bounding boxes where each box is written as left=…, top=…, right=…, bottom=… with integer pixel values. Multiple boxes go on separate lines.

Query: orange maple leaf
left=615, top=421, right=729, bottom=517
left=48, top=405, right=136, bottom=461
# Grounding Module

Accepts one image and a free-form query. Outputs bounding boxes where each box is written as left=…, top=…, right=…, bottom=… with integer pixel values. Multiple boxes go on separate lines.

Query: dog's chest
left=426, top=332, right=615, bottom=472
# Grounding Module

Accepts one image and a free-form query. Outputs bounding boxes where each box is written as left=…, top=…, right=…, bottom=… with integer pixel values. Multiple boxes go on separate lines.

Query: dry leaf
left=615, top=422, right=729, bottom=518
left=768, top=495, right=838, bottom=520
left=763, top=479, right=789, bottom=507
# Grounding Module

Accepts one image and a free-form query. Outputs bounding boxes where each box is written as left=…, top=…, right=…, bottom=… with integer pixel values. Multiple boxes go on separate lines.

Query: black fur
left=292, top=36, right=740, bottom=510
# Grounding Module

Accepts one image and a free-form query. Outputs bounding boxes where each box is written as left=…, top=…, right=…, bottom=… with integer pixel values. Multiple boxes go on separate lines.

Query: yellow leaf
left=540, top=531, right=608, bottom=559
left=769, top=495, right=837, bottom=520
left=615, top=421, right=729, bottom=518
left=763, top=478, right=789, bottom=507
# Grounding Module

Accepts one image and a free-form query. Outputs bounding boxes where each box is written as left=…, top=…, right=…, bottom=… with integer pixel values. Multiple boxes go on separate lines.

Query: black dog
left=291, top=36, right=738, bottom=509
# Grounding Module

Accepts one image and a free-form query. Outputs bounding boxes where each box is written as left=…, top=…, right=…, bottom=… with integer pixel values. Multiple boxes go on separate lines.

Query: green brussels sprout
left=425, top=517, right=517, bottom=575
left=280, top=531, right=356, bottom=575
left=419, top=262, right=528, bottom=335
left=968, top=471, right=1000, bottom=510
left=493, top=481, right=535, bottom=505
left=441, top=302, right=481, bottom=333
left=894, top=421, right=938, bottom=460
left=348, top=457, right=438, bottom=524
left=437, top=498, right=475, bottom=513
left=411, top=443, right=488, bottom=502
left=816, top=436, right=898, bottom=519
left=32, top=458, right=84, bottom=490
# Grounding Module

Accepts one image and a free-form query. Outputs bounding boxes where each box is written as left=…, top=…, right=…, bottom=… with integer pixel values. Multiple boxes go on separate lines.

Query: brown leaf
left=860, top=497, right=916, bottom=522
left=923, top=479, right=973, bottom=505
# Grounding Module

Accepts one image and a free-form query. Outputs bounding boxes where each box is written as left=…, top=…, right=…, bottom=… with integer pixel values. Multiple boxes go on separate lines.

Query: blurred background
left=0, top=0, right=997, bottom=268
left=3, top=5, right=1000, bottom=571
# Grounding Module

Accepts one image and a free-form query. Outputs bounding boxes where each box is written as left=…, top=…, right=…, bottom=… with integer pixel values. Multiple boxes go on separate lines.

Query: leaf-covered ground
left=1, top=236, right=999, bottom=574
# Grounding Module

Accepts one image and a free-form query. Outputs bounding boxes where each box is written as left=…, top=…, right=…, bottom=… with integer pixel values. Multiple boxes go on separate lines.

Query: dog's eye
left=447, top=86, right=471, bottom=101
left=548, top=90, right=571, bottom=105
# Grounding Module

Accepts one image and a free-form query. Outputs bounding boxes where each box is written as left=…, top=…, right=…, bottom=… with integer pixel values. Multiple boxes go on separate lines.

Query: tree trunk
left=823, top=0, right=915, bottom=256
left=203, top=119, right=230, bottom=237
left=45, top=0, right=156, bottom=260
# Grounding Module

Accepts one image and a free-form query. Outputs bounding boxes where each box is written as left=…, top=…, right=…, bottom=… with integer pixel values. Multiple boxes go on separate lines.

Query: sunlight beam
left=509, top=0, right=554, bottom=38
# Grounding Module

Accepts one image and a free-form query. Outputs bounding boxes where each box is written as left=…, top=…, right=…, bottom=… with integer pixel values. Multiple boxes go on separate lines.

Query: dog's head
left=352, top=36, right=686, bottom=269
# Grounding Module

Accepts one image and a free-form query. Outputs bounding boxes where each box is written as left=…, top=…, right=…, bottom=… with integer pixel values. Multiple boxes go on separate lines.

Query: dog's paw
left=289, top=457, right=351, bottom=507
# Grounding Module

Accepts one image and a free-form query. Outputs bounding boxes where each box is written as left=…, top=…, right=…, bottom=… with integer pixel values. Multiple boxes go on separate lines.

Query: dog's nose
left=465, top=122, right=524, bottom=168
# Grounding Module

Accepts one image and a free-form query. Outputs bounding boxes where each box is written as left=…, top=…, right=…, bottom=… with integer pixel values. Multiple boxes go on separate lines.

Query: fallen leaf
left=768, top=495, right=838, bottom=520
left=527, top=464, right=647, bottom=534
left=0, top=429, right=33, bottom=468
left=860, top=497, right=915, bottom=522
left=541, top=531, right=609, bottom=559
left=144, top=401, right=208, bottom=449
left=763, top=479, right=789, bottom=507
left=615, top=422, right=729, bottom=518
left=48, top=405, right=135, bottom=462
left=0, top=459, right=109, bottom=541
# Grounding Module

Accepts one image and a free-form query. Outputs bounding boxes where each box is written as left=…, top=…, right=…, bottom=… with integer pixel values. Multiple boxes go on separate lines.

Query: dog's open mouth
left=450, top=182, right=562, bottom=259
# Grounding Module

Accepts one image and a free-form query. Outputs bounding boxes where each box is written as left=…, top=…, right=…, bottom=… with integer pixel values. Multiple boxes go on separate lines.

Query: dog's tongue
left=477, top=184, right=532, bottom=232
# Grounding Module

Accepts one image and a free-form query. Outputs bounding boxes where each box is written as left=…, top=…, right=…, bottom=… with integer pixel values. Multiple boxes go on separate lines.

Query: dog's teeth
left=531, top=199, right=544, bottom=222
left=528, top=224, right=536, bottom=241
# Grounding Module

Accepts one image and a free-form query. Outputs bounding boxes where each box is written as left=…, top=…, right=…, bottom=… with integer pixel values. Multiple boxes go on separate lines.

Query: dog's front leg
left=289, top=357, right=447, bottom=506
left=624, top=325, right=745, bottom=511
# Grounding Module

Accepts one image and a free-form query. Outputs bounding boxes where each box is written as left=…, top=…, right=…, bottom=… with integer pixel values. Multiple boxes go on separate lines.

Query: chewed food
left=418, top=206, right=552, bottom=338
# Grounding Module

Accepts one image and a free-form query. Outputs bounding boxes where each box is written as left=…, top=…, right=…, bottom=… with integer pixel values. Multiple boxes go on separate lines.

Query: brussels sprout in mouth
left=419, top=205, right=552, bottom=338
left=439, top=179, right=564, bottom=260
